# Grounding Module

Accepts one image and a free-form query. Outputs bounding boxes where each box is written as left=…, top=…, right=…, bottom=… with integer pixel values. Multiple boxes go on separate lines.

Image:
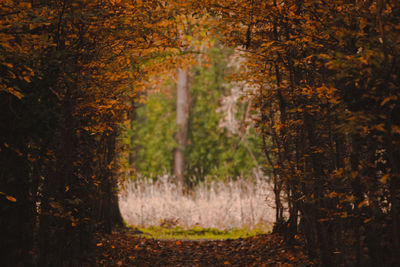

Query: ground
left=90, top=229, right=315, bottom=266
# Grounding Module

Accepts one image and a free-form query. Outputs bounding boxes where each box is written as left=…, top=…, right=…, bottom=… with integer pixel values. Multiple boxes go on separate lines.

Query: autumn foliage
left=201, top=0, right=400, bottom=265
left=1, top=0, right=399, bottom=266
left=0, top=0, right=185, bottom=265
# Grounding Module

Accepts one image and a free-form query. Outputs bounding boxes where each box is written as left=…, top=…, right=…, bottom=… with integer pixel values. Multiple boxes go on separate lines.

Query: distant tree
left=186, top=45, right=264, bottom=183
left=174, top=67, right=189, bottom=185
left=127, top=44, right=265, bottom=184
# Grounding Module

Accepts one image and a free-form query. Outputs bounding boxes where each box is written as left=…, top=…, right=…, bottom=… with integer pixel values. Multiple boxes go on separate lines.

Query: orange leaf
left=6, top=195, right=17, bottom=202
left=329, top=192, right=338, bottom=198
left=381, top=97, right=391, bottom=106
left=1, top=191, right=16, bottom=202
left=2, top=62, right=13, bottom=68
left=358, top=199, right=369, bottom=209
left=175, top=240, right=182, bottom=245
left=379, top=174, right=390, bottom=184
left=375, top=124, right=385, bottom=132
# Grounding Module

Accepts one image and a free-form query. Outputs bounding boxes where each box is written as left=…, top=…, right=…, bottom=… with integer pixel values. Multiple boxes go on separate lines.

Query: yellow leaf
left=96, top=243, right=103, bottom=246
left=224, top=261, right=231, bottom=265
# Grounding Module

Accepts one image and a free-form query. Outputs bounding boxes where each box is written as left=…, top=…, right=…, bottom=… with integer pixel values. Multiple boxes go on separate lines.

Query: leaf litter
left=89, top=230, right=315, bottom=266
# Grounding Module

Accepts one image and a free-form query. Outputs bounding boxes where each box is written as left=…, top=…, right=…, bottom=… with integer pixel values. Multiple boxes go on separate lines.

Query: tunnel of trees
left=1, top=0, right=399, bottom=266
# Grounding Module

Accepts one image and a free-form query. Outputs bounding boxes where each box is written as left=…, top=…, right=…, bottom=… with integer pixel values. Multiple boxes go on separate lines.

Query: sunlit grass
left=128, top=225, right=270, bottom=240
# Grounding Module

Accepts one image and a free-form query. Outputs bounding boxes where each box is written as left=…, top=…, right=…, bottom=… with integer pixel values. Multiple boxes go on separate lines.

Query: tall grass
left=119, top=175, right=276, bottom=231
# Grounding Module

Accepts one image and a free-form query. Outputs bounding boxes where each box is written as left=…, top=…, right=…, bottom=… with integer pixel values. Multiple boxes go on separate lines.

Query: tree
left=174, top=67, right=189, bottom=185
left=186, top=44, right=264, bottom=182
left=126, top=43, right=265, bottom=184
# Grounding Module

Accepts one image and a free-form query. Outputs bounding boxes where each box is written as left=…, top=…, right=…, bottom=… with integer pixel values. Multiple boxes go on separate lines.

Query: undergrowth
left=119, top=175, right=276, bottom=230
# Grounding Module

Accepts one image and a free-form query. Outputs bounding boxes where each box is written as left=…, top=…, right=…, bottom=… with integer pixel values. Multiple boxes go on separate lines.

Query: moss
left=128, top=225, right=270, bottom=240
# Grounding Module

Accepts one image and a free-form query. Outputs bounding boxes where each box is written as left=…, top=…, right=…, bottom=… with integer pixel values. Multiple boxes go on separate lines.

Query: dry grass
left=119, top=175, right=276, bottom=231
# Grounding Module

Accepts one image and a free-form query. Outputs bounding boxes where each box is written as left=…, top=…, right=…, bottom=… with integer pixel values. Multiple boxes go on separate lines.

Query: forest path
left=92, top=230, right=314, bottom=266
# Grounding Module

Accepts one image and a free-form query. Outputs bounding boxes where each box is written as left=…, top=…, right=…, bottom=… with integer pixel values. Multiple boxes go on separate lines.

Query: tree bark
left=174, top=68, right=189, bottom=186
left=98, top=133, right=124, bottom=234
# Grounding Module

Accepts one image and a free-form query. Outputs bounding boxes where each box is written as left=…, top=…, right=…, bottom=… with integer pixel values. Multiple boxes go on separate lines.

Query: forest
left=1, top=0, right=399, bottom=266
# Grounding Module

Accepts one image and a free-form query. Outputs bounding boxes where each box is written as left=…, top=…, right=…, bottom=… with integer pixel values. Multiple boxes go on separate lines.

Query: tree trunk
left=98, top=133, right=124, bottom=234
left=174, top=68, right=189, bottom=187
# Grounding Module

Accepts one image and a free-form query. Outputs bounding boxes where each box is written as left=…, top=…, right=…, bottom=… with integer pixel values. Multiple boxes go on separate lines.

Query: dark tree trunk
left=97, top=133, right=124, bottom=234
